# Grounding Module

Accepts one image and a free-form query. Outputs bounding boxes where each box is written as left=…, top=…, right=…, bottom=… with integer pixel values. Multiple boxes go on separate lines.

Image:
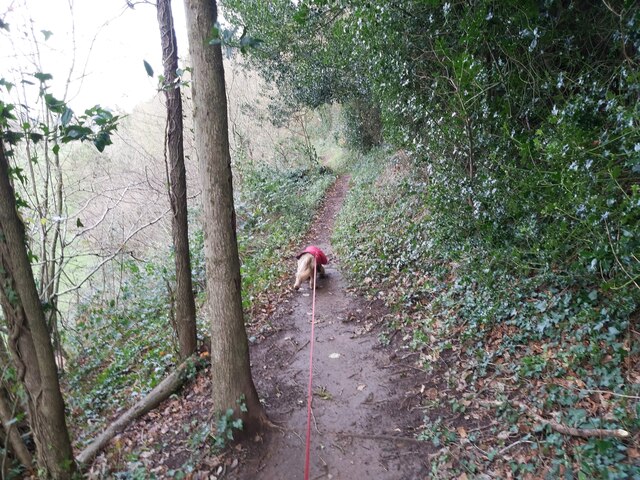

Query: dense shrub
left=66, top=259, right=180, bottom=442
left=333, top=149, right=639, bottom=477
left=223, top=0, right=639, bottom=293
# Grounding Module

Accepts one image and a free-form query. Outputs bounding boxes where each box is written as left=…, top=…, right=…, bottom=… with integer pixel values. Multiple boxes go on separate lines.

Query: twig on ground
left=479, top=400, right=631, bottom=439
left=569, top=387, right=640, bottom=400
left=288, top=339, right=310, bottom=361
left=498, top=438, right=534, bottom=455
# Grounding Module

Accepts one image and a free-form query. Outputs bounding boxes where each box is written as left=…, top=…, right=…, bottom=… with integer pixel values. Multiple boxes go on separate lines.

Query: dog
left=294, top=246, right=328, bottom=290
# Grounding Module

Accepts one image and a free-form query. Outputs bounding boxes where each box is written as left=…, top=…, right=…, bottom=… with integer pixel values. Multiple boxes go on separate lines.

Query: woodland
left=0, top=0, right=639, bottom=479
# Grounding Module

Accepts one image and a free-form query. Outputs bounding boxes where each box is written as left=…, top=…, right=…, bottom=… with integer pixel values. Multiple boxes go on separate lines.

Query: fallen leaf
left=423, top=387, right=438, bottom=400
left=457, top=426, right=467, bottom=438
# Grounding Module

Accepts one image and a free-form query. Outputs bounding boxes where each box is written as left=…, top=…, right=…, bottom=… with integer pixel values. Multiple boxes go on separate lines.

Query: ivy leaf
left=44, top=93, right=65, bottom=113
left=3, top=130, right=23, bottom=145
left=61, top=107, right=73, bottom=126
left=293, top=3, right=310, bottom=24
left=93, top=131, right=113, bottom=152
left=534, top=300, right=547, bottom=313
left=29, top=132, right=43, bottom=143
left=0, top=78, right=14, bottom=92
left=208, top=23, right=221, bottom=45
left=61, top=124, right=92, bottom=142
left=33, top=72, right=53, bottom=83
left=232, top=418, right=243, bottom=430
left=143, top=60, right=154, bottom=78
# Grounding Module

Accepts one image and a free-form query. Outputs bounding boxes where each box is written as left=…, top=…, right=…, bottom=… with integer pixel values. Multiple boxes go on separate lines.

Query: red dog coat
left=297, top=245, right=328, bottom=265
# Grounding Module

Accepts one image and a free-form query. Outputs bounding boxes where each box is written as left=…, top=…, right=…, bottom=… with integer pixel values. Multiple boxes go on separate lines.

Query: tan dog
left=294, top=246, right=328, bottom=290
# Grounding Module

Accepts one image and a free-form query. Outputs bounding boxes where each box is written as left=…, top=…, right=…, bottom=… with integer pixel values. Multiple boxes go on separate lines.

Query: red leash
left=303, top=262, right=318, bottom=480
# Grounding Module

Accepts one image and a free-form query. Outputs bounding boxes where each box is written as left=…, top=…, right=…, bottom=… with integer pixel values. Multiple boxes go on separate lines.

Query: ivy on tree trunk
left=0, top=141, right=76, bottom=478
left=156, top=0, right=197, bottom=359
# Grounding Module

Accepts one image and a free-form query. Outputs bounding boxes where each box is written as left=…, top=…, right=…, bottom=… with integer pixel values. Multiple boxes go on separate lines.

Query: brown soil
left=88, top=175, right=434, bottom=479
left=228, top=175, right=432, bottom=479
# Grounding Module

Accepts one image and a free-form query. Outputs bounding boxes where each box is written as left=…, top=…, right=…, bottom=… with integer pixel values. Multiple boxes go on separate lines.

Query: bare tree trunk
left=183, top=0, right=268, bottom=431
left=0, top=141, right=76, bottom=478
left=156, top=0, right=197, bottom=358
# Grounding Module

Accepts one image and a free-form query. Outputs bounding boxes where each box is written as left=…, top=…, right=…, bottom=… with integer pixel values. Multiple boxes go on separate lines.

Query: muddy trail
left=88, top=175, right=433, bottom=479
left=230, top=175, right=432, bottom=479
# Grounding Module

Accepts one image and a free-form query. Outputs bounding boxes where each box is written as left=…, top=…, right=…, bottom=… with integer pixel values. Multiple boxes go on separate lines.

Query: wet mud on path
left=231, top=176, right=431, bottom=479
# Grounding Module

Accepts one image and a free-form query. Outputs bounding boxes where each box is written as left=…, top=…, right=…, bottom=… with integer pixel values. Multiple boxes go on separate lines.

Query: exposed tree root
left=480, top=399, right=630, bottom=439
left=77, top=356, right=206, bottom=467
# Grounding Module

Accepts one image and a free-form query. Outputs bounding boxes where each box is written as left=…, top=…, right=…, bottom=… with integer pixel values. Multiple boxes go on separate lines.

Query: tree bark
left=156, top=0, right=197, bottom=359
left=0, top=140, right=76, bottom=478
left=183, top=0, right=268, bottom=432
left=77, top=356, right=204, bottom=467
left=0, top=336, right=32, bottom=472
left=0, top=384, right=33, bottom=471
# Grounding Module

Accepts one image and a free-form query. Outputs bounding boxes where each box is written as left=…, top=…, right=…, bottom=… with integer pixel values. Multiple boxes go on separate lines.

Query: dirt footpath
left=231, top=176, right=432, bottom=479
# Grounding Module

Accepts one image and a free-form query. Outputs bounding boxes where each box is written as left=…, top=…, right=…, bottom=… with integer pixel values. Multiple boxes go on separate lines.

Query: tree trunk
left=0, top=384, right=33, bottom=471
left=77, top=356, right=204, bottom=467
left=156, top=0, right=197, bottom=359
left=0, top=334, right=33, bottom=472
left=183, top=0, right=268, bottom=432
left=0, top=141, right=76, bottom=478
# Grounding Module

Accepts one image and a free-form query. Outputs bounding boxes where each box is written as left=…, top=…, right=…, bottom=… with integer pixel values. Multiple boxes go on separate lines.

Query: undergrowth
left=333, top=149, right=640, bottom=478
left=233, top=163, right=335, bottom=311
left=65, top=163, right=335, bottom=447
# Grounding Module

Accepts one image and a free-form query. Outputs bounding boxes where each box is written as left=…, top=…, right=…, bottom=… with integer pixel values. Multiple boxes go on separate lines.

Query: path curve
left=231, top=175, right=430, bottom=479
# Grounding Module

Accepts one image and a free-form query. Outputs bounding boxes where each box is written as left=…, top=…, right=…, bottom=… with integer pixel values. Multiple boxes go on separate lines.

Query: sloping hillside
left=332, top=150, right=638, bottom=478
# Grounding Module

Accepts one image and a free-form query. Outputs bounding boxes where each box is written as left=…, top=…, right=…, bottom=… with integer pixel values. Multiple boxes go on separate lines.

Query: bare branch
left=56, top=207, right=170, bottom=297
left=480, top=400, right=630, bottom=439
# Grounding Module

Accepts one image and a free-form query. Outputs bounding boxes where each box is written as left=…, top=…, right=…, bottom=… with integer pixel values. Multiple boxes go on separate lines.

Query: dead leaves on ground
left=85, top=366, right=241, bottom=479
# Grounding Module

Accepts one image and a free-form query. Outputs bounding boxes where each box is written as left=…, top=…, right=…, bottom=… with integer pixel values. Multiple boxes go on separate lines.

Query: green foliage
left=225, top=0, right=639, bottom=295
left=232, top=163, right=335, bottom=312
left=207, top=21, right=262, bottom=56
left=417, top=417, right=459, bottom=448
left=340, top=99, right=382, bottom=153
left=333, top=149, right=639, bottom=477
left=222, top=0, right=361, bottom=111
left=213, top=407, right=244, bottom=449
left=2, top=74, right=120, bottom=155
left=65, top=257, right=181, bottom=439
